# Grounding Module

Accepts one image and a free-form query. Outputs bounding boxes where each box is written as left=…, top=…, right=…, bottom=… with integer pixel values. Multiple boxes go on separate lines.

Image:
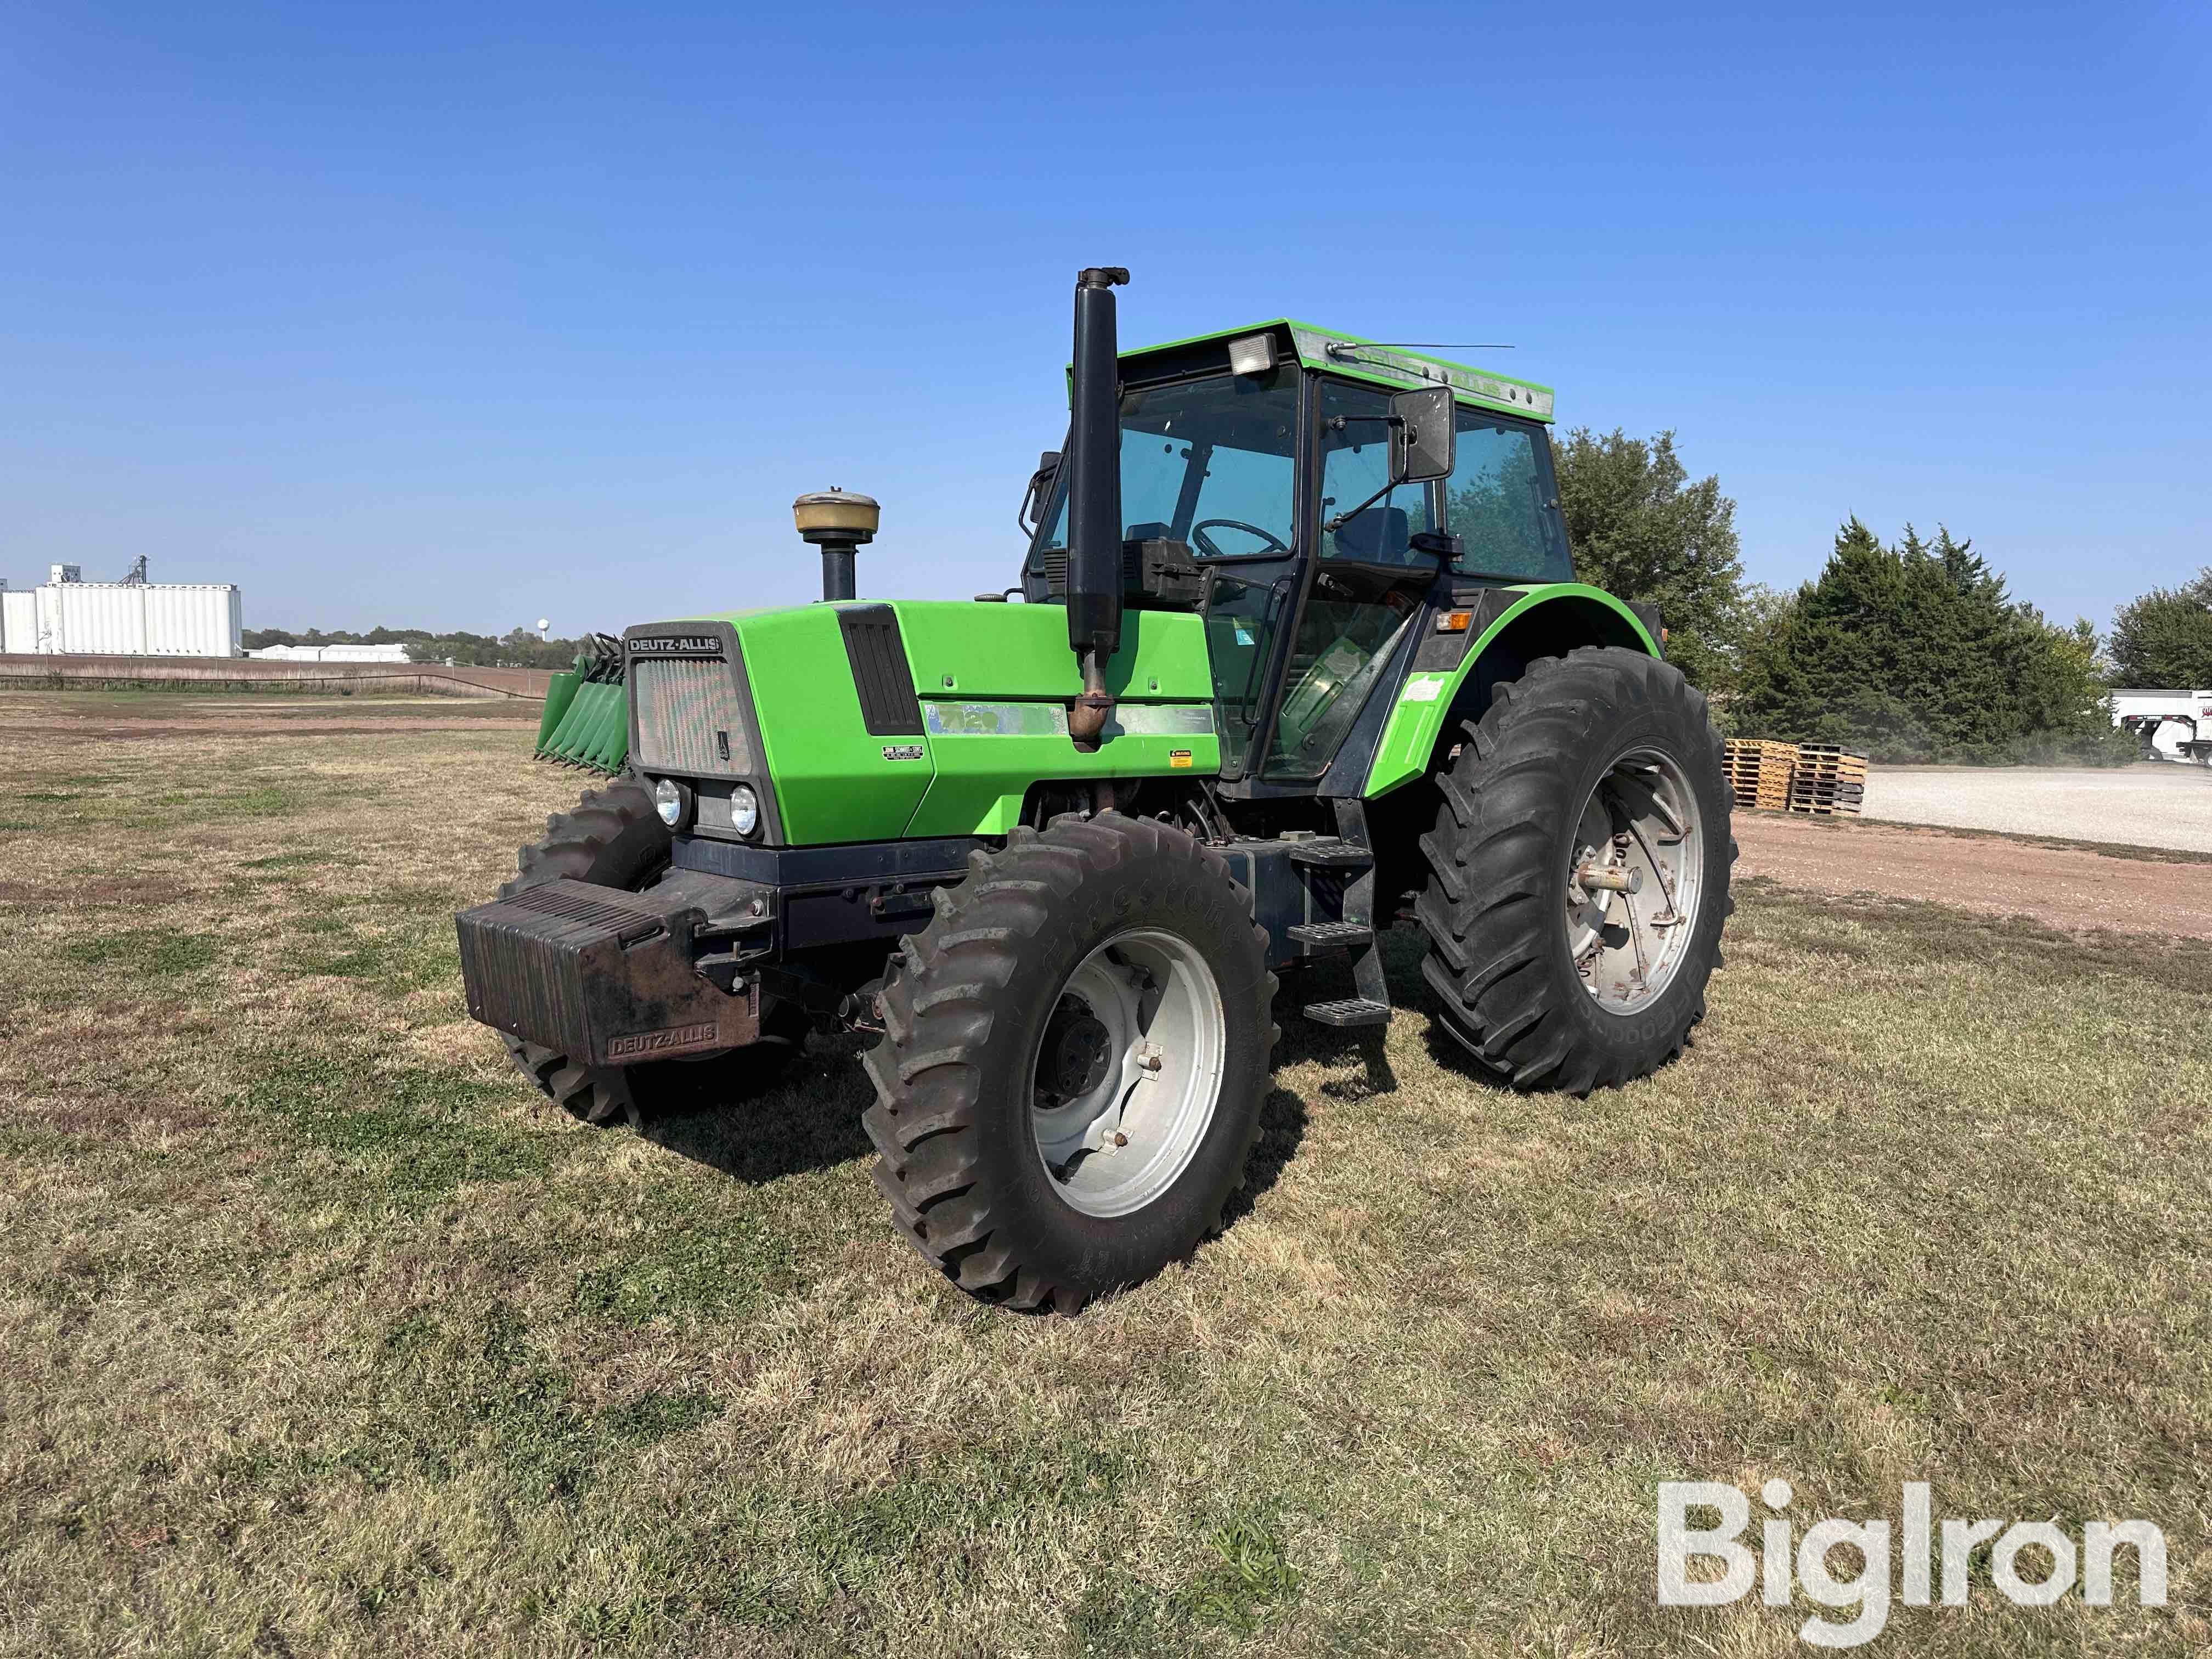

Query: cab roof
left=1125, top=319, right=1556, bottom=424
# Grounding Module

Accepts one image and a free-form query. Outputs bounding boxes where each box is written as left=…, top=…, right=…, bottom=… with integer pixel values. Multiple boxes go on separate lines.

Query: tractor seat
left=1333, top=506, right=1410, bottom=563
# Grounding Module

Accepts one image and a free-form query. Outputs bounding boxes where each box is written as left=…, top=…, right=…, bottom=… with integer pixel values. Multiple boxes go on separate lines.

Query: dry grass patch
left=0, top=690, right=2204, bottom=1656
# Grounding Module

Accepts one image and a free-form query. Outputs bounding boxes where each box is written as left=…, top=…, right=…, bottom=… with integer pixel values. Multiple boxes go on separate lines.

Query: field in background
left=0, top=651, right=552, bottom=700
left=1, top=691, right=2207, bottom=1657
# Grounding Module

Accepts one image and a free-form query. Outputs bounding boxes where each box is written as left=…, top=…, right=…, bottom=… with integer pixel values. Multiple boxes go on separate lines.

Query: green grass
left=64, top=928, right=221, bottom=974
left=277, top=915, right=454, bottom=988
left=0, top=719, right=2204, bottom=1656
left=234, top=1045, right=563, bottom=1204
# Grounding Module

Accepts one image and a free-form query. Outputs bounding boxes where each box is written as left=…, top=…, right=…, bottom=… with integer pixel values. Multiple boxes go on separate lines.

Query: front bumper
left=455, top=838, right=989, bottom=1066
left=456, top=876, right=766, bottom=1067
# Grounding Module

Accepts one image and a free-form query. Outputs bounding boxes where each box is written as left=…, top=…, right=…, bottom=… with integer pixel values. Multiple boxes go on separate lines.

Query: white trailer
left=2111, top=688, right=2212, bottom=763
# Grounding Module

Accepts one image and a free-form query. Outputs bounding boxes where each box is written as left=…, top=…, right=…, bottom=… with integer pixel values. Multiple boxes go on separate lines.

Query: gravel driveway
left=1863, top=763, right=2212, bottom=853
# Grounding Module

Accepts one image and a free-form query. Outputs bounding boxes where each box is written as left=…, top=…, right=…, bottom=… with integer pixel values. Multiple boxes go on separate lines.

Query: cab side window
left=1444, top=414, right=1572, bottom=582
left=1317, top=382, right=1433, bottom=565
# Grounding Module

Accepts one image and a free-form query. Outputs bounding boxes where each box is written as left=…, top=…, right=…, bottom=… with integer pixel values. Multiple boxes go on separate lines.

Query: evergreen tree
left=2108, top=568, right=2212, bottom=687
left=1736, top=520, right=2123, bottom=763
left=1551, top=428, right=1746, bottom=692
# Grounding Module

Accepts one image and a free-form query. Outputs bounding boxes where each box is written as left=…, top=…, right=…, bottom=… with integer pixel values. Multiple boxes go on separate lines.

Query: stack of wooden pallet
left=1723, top=738, right=1797, bottom=811
left=1787, top=744, right=1868, bottom=816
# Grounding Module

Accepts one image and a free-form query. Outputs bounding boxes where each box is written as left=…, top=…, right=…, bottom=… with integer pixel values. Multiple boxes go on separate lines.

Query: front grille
left=632, top=655, right=755, bottom=775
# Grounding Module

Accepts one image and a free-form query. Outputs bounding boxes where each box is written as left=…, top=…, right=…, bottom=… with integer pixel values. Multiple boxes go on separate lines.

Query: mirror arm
left=1323, top=481, right=1399, bottom=535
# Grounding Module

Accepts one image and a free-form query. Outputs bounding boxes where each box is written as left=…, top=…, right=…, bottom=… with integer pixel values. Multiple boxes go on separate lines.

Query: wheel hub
left=1037, top=1001, right=1113, bottom=1102
left=1564, top=748, right=1705, bottom=1015
left=1028, top=929, right=1228, bottom=1218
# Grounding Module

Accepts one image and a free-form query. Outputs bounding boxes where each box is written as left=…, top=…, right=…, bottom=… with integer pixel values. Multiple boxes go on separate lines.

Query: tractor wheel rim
left=1564, top=746, right=1706, bottom=1015
left=1029, top=927, right=1227, bottom=1218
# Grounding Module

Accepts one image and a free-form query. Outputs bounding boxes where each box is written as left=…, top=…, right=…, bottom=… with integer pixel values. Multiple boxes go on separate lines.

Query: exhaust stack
left=793, top=488, right=880, bottom=602
left=1065, top=266, right=1127, bottom=748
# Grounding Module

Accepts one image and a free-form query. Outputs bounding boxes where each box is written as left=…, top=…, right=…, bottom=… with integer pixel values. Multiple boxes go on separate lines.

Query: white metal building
left=0, top=585, right=33, bottom=654
left=0, top=563, right=241, bottom=657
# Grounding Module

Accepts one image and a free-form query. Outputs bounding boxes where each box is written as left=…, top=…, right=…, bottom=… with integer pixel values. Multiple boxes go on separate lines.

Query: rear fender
left=1362, top=583, right=1657, bottom=798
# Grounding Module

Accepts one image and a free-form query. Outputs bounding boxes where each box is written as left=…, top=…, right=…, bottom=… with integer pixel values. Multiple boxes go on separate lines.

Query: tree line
left=1553, top=428, right=2207, bottom=764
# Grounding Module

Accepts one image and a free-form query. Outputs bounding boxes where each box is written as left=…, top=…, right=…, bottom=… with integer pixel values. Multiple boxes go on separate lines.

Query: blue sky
left=3, top=1, right=2204, bottom=636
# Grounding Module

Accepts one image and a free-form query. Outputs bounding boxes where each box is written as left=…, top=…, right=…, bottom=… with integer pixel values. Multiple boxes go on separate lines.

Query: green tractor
left=456, top=269, right=1733, bottom=1313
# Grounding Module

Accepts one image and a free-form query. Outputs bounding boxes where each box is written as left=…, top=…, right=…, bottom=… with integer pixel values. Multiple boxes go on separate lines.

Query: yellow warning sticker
left=1169, top=749, right=1193, bottom=769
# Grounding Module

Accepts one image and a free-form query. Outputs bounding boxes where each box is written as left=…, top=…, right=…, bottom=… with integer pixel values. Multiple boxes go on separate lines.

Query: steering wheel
left=1190, top=517, right=1291, bottom=558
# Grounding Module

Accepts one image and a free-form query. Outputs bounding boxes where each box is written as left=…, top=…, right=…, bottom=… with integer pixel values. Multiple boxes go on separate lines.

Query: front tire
left=1415, top=647, right=1734, bottom=1094
left=863, top=813, right=1277, bottom=1313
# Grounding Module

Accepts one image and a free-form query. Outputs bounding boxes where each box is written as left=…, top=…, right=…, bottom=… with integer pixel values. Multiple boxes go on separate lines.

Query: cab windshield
left=1032, top=369, right=1300, bottom=560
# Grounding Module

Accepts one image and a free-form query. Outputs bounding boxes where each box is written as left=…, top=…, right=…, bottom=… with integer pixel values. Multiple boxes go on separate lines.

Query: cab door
left=1259, top=379, right=1440, bottom=783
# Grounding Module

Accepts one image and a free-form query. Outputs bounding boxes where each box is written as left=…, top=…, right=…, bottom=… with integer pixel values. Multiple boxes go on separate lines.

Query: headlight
left=652, top=777, right=689, bottom=830
left=730, top=783, right=760, bottom=837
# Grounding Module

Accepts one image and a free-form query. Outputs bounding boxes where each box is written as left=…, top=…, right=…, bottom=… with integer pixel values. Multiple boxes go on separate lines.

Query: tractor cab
left=1020, top=321, right=1575, bottom=788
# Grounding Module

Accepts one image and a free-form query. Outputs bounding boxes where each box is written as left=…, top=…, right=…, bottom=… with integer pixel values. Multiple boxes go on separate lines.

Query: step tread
left=1287, top=838, right=1374, bottom=867
left=1303, top=997, right=1392, bottom=1028
left=1287, top=921, right=1374, bottom=948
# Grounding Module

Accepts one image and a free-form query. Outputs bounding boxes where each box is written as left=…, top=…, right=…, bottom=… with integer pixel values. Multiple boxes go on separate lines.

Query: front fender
left=1362, top=583, right=1658, bottom=798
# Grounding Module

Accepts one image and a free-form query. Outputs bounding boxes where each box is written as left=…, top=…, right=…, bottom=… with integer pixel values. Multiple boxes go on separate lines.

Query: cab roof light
left=1227, top=332, right=1278, bottom=376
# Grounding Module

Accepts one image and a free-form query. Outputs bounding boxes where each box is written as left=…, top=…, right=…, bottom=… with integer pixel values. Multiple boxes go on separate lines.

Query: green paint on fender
left=1362, top=584, right=1658, bottom=799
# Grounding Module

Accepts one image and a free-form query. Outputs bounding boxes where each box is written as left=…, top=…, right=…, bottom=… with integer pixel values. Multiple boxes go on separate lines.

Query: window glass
left=1444, top=413, right=1572, bottom=582
left=1265, top=596, right=1417, bottom=779
left=1033, top=370, right=1299, bottom=559
left=1317, top=381, right=1433, bottom=565
left=1205, top=569, right=1296, bottom=776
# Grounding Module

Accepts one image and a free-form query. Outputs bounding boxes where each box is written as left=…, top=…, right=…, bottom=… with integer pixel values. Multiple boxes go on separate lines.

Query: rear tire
left=1414, top=647, right=1734, bottom=1094
left=863, top=812, right=1277, bottom=1313
left=495, top=777, right=804, bottom=1127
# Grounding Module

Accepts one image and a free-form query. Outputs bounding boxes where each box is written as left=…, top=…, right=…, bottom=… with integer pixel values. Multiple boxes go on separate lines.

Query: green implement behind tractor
left=533, top=634, right=630, bottom=774
left=457, top=269, right=1734, bottom=1313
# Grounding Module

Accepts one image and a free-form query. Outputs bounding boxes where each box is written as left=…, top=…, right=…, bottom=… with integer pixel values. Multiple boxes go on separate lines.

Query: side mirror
left=1389, top=386, right=1455, bottom=484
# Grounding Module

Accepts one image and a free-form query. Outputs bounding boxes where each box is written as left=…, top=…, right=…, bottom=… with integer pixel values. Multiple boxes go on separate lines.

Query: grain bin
left=0, top=586, right=36, bottom=652
left=22, top=577, right=242, bottom=656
